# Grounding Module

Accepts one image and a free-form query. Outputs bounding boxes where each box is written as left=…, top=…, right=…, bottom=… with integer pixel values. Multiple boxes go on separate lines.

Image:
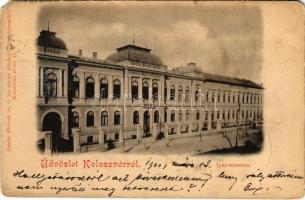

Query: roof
left=171, top=64, right=263, bottom=89
left=37, top=30, right=67, bottom=50
left=203, top=73, right=263, bottom=89
left=106, top=44, right=163, bottom=66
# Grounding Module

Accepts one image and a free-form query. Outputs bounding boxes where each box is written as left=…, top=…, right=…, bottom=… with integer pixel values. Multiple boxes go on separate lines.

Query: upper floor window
left=72, top=76, right=79, bottom=98
left=154, top=111, right=159, bottom=123
left=223, top=93, right=226, bottom=103
left=133, top=111, right=139, bottom=124
left=195, top=87, right=199, bottom=102
left=114, top=111, right=120, bottom=125
left=101, top=111, right=108, bottom=126
left=171, top=110, right=175, bottom=122
left=206, top=92, right=209, bottom=102
left=211, top=92, right=215, bottom=102
left=211, top=111, right=215, bottom=121
left=85, top=77, right=95, bottom=98
left=72, top=111, right=79, bottom=127
left=45, top=73, right=57, bottom=97
left=178, top=110, right=183, bottom=121
left=142, top=81, right=149, bottom=100
left=217, top=111, right=220, bottom=119
left=186, top=110, right=190, bottom=120
left=100, top=78, right=108, bottom=99
left=178, top=86, right=183, bottom=102
left=222, top=111, right=225, bottom=120
left=131, top=81, right=138, bottom=100
left=205, top=111, right=208, bottom=121
left=228, top=94, right=230, bottom=103
left=113, top=79, right=121, bottom=99
left=185, top=86, right=190, bottom=102
left=152, top=82, right=158, bottom=99
left=233, top=94, right=235, bottom=103
left=170, top=85, right=175, bottom=101
left=196, top=110, right=200, bottom=120
left=86, top=111, right=94, bottom=127
left=164, top=110, right=167, bottom=122
left=217, top=93, right=220, bottom=103
left=228, top=111, right=230, bottom=119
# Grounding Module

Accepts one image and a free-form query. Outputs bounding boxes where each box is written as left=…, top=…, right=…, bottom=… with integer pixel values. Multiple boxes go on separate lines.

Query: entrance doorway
left=42, top=112, right=62, bottom=153
left=143, top=111, right=150, bottom=135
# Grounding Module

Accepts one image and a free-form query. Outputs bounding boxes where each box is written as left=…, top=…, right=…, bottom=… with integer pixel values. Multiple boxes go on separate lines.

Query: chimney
left=78, top=49, right=82, bottom=56
left=92, top=52, right=97, bottom=59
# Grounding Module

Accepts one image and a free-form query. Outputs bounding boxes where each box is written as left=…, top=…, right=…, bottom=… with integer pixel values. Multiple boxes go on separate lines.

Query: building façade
left=36, top=29, right=263, bottom=153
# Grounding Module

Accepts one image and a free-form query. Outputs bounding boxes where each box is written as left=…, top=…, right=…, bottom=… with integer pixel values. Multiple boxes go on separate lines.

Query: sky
left=38, top=2, right=263, bottom=83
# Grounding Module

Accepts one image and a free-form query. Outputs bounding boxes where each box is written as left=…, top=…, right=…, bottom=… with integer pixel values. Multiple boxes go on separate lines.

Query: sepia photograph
left=36, top=3, right=264, bottom=155
left=1, top=1, right=304, bottom=198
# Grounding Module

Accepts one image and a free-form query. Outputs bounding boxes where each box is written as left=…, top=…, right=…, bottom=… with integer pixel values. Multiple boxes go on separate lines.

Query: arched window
left=114, top=111, right=120, bottom=125
left=211, top=92, right=215, bottom=102
left=85, top=77, right=95, bottom=98
left=232, top=111, right=235, bottom=119
left=142, top=81, right=149, bottom=100
left=131, top=81, right=138, bottom=100
left=72, top=111, right=79, bottom=127
left=170, top=85, right=175, bottom=101
left=195, top=88, right=200, bottom=102
left=46, top=73, right=57, bottom=97
left=171, top=110, right=175, bottom=122
left=223, top=93, right=226, bottom=103
left=217, top=93, right=221, bottom=103
left=133, top=111, right=139, bottom=124
left=101, top=111, right=108, bottom=126
left=228, top=93, right=231, bottom=103
left=152, top=82, right=158, bottom=99
left=113, top=79, right=121, bottom=99
left=72, top=76, right=79, bottom=98
left=185, top=86, right=190, bottom=102
left=178, top=86, right=183, bottom=102
left=154, top=111, right=159, bottom=123
left=196, top=110, right=200, bottom=120
left=233, top=94, right=235, bottom=103
left=222, top=111, right=225, bottom=120
left=242, top=94, right=245, bottom=103
left=86, top=111, right=94, bottom=127
left=186, top=110, right=190, bottom=120
left=100, top=78, right=108, bottom=99
left=178, top=110, right=183, bottom=121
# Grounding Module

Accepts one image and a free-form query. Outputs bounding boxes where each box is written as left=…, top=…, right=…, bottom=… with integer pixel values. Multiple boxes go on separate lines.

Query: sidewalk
left=105, top=127, right=263, bottom=155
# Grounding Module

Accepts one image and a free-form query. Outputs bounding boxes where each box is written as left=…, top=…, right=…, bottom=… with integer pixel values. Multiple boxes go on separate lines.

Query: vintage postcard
left=0, top=1, right=304, bottom=198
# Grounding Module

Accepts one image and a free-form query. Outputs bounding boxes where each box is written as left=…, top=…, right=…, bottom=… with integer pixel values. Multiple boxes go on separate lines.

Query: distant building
left=36, top=29, right=263, bottom=153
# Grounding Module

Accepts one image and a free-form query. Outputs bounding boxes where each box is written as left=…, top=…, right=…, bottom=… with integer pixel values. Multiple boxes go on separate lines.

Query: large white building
left=36, top=29, right=263, bottom=153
